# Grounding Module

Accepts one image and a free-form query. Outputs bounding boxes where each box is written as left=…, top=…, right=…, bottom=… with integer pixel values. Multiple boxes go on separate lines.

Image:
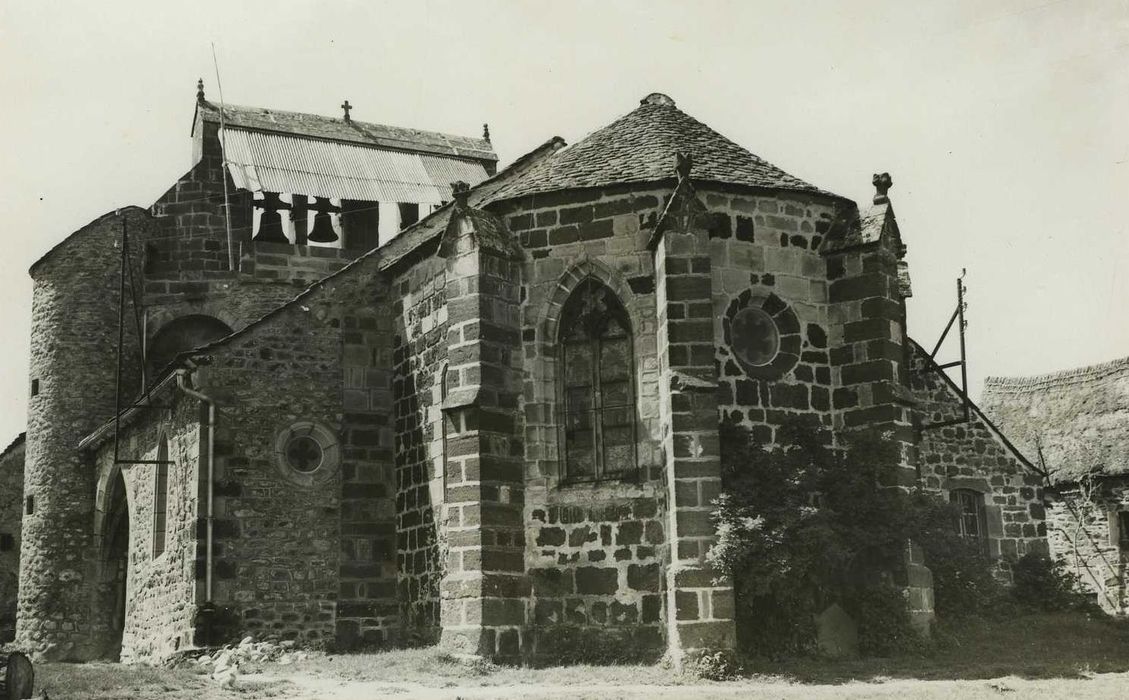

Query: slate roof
left=491, top=93, right=839, bottom=202
left=195, top=100, right=497, bottom=163
left=980, top=356, right=1129, bottom=484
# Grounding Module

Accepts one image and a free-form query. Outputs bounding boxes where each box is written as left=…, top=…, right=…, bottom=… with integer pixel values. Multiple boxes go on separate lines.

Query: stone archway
left=529, top=258, right=658, bottom=485
left=99, top=468, right=130, bottom=660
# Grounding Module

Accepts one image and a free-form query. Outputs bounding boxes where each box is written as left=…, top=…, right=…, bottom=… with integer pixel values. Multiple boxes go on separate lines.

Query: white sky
left=0, top=0, right=1126, bottom=442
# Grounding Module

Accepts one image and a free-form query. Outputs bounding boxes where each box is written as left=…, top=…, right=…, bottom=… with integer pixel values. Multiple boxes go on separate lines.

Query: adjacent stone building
left=7, top=84, right=1050, bottom=663
left=982, top=356, right=1129, bottom=614
left=0, top=433, right=24, bottom=643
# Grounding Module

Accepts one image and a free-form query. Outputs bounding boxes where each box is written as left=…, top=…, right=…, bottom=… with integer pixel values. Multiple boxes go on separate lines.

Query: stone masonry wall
left=390, top=255, right=448, bottom=642
left=706, top=190, right=838, bottom=440
left=0, top=437, right=25, bottom=644
left=910, top=344, right=1048, bottom=579
left=337, top=284, right=399, bottom=649
left=526, top=499, right=666, bottom=663
left=1046, top=481, right=1129, bottom=615
left=145, top=118, right=358, bottom=386
left=192, top=256, right=399, bottom=650
left=19, top=207, right=150, bottom=661
left=495, top=186, right=669, bottom=661
left=91, top=394, right=203, bottom=662
left=194, top=302, right=347, bottom=647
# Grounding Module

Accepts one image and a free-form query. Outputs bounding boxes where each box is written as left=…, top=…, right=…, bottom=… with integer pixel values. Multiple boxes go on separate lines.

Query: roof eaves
left=78, top=370, right=183, bottom=452
left=199, top=101, right=498, bottom=162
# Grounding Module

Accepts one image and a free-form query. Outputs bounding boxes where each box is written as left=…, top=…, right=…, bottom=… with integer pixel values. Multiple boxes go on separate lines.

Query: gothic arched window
left=559, top=279, right=636, bottom=481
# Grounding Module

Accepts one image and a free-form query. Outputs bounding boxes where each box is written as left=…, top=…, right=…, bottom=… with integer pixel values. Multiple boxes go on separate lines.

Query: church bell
left=253, top=192, right=290, bottom=244
left=308, top=197, right=340, bottom=243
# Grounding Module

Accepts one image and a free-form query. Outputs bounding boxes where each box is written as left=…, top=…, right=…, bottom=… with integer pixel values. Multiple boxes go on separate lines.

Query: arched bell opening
left=146, top=315, right=233, bottom=380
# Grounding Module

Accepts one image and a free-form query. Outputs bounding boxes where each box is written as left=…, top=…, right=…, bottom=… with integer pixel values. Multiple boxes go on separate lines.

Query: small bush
left=1011, top=552, right=1091, bottom=612
left=683, top=649, right=743, bottom=680
left=851, top=584, right=924, bottom=657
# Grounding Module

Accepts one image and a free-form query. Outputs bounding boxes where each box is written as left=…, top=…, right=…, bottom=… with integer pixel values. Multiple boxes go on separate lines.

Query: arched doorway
left=103, top=469, right=130, bottom=659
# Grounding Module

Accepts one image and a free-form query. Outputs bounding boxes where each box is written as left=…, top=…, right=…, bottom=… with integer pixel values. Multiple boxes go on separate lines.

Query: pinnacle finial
left=483, top=123, right=491, bottom=141
left=196, top=78, right=205, bottom=103
left=675, top=152, right=693, bottom=181
left=872, top=172, right=893, bottom=204
left=641, top=92, right=676, bottom=107
left=451, top=181, right=470, bottom=209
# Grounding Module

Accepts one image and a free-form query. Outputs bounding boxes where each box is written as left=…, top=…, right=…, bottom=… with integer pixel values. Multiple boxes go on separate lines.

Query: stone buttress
left=651, top=159, right=737, bottom=661
left=437, top=191, right=529, bottom=659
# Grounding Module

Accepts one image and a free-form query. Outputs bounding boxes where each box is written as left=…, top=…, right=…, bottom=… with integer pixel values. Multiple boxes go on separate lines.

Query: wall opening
left=147, top=315, right=233, bottom=380
left=153, top=437, right=169, bottom=558
left=103, top=469, right=130, bottom=660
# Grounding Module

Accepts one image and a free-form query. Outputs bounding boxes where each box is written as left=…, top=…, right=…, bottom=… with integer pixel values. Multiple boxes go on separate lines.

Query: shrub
left=1011, top=552, right=1091, bottom=612
left=708, top=416, right=1001, bottom=658
left=683, top=649, right=743, bottom=681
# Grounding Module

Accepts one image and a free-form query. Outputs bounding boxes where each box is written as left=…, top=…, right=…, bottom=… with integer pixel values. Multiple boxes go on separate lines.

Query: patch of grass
left=744, top=611, right=1129, bottom=683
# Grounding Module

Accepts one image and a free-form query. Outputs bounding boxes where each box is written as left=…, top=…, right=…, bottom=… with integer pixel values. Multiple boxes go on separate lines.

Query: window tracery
left=559, top=279, right=636, bottom=482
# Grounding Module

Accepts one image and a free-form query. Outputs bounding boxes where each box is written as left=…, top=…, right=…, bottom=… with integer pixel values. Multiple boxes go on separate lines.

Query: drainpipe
left=176, top=366, right=216, bottom=602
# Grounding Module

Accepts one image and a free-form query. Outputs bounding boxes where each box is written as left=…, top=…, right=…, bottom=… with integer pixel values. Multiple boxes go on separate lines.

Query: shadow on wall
left=0, top=569, right=15, bottom=644
left=393, top=347, right=445, bottom=646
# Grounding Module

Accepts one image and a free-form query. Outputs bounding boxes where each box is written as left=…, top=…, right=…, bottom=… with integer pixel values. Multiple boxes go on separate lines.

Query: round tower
left=17, top=207, right=147, bottom=660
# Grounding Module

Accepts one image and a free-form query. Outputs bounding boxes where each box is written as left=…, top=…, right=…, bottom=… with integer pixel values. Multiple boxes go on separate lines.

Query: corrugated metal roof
left=419, top=155, right=496, bottom=200
left=222, top=128, right=489, bottom=203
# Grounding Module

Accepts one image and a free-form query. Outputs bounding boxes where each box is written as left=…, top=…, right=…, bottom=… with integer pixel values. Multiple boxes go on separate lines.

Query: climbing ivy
left=708, top=416, right=994, bottom=657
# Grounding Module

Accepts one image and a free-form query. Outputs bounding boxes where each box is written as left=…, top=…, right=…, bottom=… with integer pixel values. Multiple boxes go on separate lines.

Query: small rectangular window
left=30, top=379, right=39, bottom=397
left=951, top=489, right=988, bottom=550
left=25, top=495, right=34, bottom=515
left=1118, top=512, right=1129, bottom=549
left=153, top=438, right=170, bottom=558
left=0, top=533, right=13, bottom=551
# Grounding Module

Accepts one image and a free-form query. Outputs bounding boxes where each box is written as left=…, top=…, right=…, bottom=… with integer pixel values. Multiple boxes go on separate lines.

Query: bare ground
left=27, top=612, right=1129, bottom=700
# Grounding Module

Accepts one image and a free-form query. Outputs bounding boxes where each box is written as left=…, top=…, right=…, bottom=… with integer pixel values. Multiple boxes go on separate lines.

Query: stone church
left=4, top=84, right=1049, bottom=664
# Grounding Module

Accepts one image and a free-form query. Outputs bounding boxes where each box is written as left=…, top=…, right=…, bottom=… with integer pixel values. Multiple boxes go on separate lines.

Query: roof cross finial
left=872, top=172, right=893, bottom=204
left=483, top=123, right=491, bottom=141
left=341, top=100, right=352, bottom=122
left=196, top=78, right=205, bottom=103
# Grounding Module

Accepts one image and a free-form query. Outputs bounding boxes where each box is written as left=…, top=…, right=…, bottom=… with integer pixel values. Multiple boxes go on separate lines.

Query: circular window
left=722, top=292, right=803, bottom=381
left=273, top=421, right=340, bottom=486
left=285, top=435, right=323, bottom=473
left=731, top=307, right=780, bottom=367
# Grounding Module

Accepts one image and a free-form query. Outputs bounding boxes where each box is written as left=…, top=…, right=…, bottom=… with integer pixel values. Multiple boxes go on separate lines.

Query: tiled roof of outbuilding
left=195, top=100, right=497, bottom=162
left=980, top=356, right=1129, bottom=484
left=492, top=93, right=840, bottom=202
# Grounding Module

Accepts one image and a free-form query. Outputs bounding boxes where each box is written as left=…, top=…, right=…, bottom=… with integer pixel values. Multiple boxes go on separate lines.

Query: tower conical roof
left=494, top=93, right=838, bottom=201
